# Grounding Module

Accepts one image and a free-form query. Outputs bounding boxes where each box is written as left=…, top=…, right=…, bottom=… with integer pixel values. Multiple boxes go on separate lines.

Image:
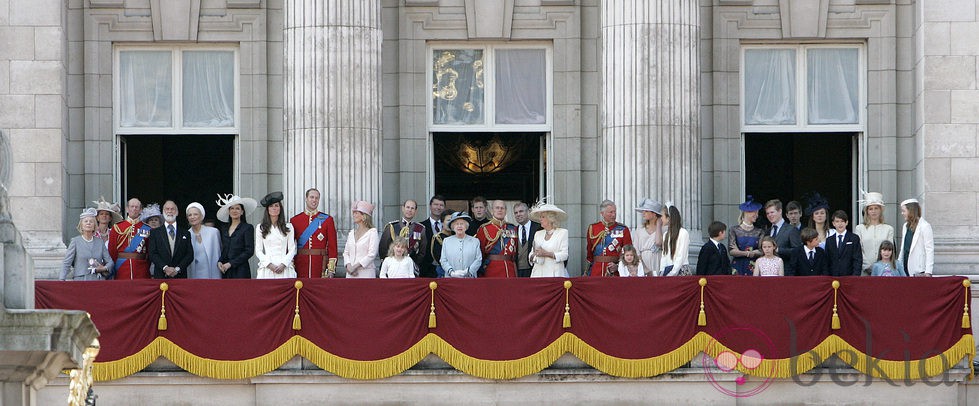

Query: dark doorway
left=744, top=133, right=855, bottom=228
left=433, top=132, right=544, bottom=206
left=120, top=135, right=235, bottom=227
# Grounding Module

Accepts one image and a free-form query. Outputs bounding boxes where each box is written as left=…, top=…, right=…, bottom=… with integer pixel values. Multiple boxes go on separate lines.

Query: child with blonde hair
left=617, top=245, right=646, bottom=277
left=379, top=237, right=415, bottom=278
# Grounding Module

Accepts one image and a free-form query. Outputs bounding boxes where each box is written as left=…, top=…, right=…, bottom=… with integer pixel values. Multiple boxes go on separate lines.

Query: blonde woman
left=343, top=200, right=379, bottom=278
left=61, top=208, right=114, bottom=280
left=853, top=191, right=895, bottom=274
left=529, top=201, right=570, bottom=278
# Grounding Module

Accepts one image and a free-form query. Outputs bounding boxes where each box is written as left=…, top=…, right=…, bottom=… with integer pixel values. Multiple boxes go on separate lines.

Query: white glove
left=450, top=270, right=469, bottom=278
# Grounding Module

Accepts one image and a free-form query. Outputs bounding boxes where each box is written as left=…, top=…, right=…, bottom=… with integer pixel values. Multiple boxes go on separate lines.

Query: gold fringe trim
left=90, top=333, right=976, bottom=382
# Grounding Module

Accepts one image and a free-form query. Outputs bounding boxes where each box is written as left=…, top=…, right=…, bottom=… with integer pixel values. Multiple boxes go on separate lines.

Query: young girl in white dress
left=752, top=236, right=783, bottom=276
left=617, top=245, right=646, bottom=277
left=380, top=237, right=415, bottom=278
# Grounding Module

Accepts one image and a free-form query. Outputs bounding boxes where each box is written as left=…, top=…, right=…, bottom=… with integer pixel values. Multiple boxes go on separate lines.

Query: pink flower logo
left=702, top=326, right=776, bottom=398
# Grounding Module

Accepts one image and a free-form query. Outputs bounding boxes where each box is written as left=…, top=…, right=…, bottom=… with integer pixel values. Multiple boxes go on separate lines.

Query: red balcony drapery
left=36, top=277, right=974, bottom=381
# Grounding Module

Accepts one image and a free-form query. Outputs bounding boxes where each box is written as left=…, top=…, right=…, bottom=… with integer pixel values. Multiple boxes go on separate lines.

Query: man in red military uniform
left=108, top=198, right=152, bottom=279
left=477, top=200, right=519, bottom=278
left=290, top=188, right=338, bottom=278
left=586, top=199, right=632, bottom=277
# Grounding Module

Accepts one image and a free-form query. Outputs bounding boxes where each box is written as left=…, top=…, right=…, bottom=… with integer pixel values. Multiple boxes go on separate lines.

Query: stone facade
left=0, top=0, right=976, bottom=277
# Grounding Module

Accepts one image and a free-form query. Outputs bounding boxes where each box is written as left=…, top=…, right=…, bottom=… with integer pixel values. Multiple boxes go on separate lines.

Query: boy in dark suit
left=787, top=228, right=828, bottom=276
left=824, top=210, right=863, bottom=277
left=696, top=221, right=730, bottom=275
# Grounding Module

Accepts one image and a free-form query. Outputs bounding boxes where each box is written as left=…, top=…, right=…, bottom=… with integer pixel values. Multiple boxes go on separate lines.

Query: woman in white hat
left=61, top=208, right=114, bottom=280
left=343, top=200, right=379, bottom=278
left=897, top=199, right=933, bottom=277
left=633, top=198, right=664, bottom=275
left=853, top=190, right=895, bottom=274
left=529, top=201, right=570, bottom=278
left=215, top=194, right=258, bottom=279
left=440, top=212, right=482, bottom=278
left=186, top=202, right=222, bottom=279
left=255, top=192, right=297, bottom=279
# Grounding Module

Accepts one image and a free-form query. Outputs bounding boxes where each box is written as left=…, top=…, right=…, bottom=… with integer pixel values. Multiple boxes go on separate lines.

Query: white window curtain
left=433, top=49, right=485, bottom=125
left=119, top=51, right=172, bottom=127
left=807, top=48, right=859, bottom=124
left=182, top=51, right=235, bottom=127
left=495, top=49, right=546, bottom=125
left=743, top=49, right=796, bottom=125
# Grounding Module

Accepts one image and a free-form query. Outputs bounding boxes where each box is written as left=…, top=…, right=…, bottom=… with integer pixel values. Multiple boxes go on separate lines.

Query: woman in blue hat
left=729, top=196, right=764, bottom=276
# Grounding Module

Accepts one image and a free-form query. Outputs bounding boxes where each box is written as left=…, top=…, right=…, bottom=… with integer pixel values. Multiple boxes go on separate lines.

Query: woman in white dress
left=853, top=191, right=895, bottom=275
left=660, top=202, right=690, bottom=276
left=343, top=200, right=379, bottom=278
left=632, top=198, right=664, bottom=276
left=255, top=192, right=297, bottom=279
left=528, top=201, right=570, bottom=278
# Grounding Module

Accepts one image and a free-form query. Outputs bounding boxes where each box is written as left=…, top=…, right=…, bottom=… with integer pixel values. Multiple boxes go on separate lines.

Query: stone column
left=600, top=1, right=700, bottom=232
left=0, top=0, right=69, bottom=278
left=283, top=1, right=383, bottom=233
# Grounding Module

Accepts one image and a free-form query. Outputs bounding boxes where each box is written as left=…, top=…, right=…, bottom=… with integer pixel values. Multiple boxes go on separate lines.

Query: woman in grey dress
left=61, top=208, right=114, bottom=280
left=187, top=202, right=222, bottom=279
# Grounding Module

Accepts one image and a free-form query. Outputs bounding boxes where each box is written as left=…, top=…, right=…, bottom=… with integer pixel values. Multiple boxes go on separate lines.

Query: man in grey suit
left=765, top=199, right=802, bottom=263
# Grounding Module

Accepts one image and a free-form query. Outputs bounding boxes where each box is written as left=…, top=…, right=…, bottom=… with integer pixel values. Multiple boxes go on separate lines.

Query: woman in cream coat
left=528, top=202, right=570, bottom=278
left=343, top=200, right=379, bottom=278
left=897, top=199, right=933, bottom=277
left=255, top=192, right=297, bottom=279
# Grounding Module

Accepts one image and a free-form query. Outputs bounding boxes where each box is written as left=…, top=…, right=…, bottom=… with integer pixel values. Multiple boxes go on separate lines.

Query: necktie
left=808, top=250, right=814, bottom=263
left=167, top=224, right=175, bottom=240
left=434, top=221, right=440, bottom=233
left=771, top=224, right=778, bottom=237
left=838, top=235, right=843, bottom=249
left=520, top=224, right=526, bottom=245
left=717, top=242, right=725, bottom=254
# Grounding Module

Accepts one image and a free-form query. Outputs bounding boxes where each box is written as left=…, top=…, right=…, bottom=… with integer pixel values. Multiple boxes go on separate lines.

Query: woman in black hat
left=255, top=192, right=297, bottom=279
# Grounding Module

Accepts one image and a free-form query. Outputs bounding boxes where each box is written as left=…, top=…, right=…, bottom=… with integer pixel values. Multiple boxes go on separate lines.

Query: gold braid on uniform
left=480, top=220, right=505, bottom=252
left=587, top=225, right=609, bottom=254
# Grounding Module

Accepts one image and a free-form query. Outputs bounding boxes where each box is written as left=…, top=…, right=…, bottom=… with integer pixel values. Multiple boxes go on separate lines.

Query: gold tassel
left=963, top=279, right=972, bottom=329
left=697, top=278, right=707, bottom=326
left=158, top=283, right=168, bottom=331
left=563, top=281, right=572, bottom=328
left=831, top=280, right=841, bottom=330
left=429, top=282, right=438, bottom=329
left=293, top=281, right=303, bottom=331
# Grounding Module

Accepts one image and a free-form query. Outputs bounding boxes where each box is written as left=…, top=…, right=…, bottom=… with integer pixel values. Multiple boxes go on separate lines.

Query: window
left=429, top=44, right=551, bottom=131
left=741, top=45, right=864, bottom=132
left=115, top=46, right=239, bottom=134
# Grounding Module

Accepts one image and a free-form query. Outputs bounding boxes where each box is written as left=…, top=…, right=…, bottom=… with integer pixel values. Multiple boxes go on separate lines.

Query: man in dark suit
left=696, top=221, right=730, bottom=276
left=824, top=210, right=863, bottom=277
left=513, top=202, right=542, bottom=277
left=419, top=195, right=446, bottom=278
left=787, top=228, right=829, bottom=276
left=148, top=200, right=193, bottom=279
left=764, top=199, right=802, bottom=263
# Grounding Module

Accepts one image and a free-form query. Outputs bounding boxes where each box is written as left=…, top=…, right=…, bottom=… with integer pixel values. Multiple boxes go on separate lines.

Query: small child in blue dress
left=871, top=240, right=905, bottom=276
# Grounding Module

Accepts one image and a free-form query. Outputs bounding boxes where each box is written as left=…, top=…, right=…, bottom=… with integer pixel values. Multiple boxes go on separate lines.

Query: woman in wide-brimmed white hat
left=215, top=194, right=258, bottom=279
left=633, top=198, right=665, bottom=275
left=853, top=190, right=894, bottom=274
left=92, top=196, right=123, bottom=245
left=528, top=201, right=570, bottom=278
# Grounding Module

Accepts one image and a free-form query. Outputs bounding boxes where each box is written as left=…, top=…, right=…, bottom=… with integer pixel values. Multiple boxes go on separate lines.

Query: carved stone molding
left=778, top=0, right=829, bottom=38
left=150, top=0, right=202, bottom=41
left=464, top=0, right=514, bottom=39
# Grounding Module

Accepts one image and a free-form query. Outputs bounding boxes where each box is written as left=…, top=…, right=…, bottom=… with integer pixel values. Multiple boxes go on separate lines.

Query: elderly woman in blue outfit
left=439, top=212, right=482, bottom=278
left=61, top=208, right=114, bottom=280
